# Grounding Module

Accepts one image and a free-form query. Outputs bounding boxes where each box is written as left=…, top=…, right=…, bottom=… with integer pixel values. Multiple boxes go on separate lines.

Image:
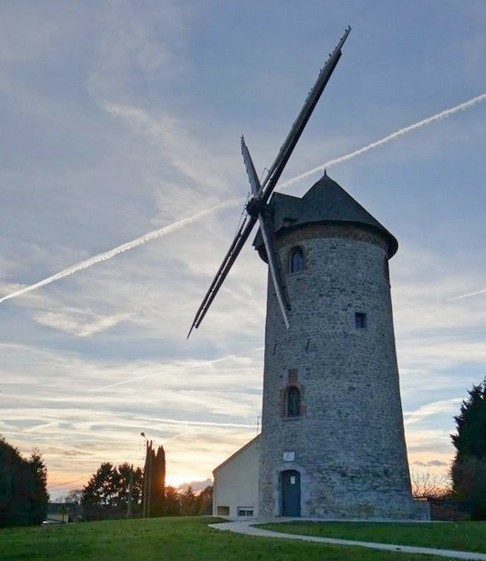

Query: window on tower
left=289, top=247, right=304, bottom=273
left=285, top=386, right=301, bottom=417
left=355, top=312, right=367, bottom=329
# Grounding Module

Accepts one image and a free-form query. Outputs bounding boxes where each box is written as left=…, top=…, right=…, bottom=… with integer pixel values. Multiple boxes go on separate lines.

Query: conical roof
left=254, top=173, right=398, bottom=257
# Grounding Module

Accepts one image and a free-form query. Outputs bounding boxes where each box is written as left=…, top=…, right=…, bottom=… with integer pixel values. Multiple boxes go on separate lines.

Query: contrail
left=447, top=288, right=486, bottom=301
left=280, top=92, right=486, bottom=188
left=137, top=415, right=255, bottom=429
left=1, top=93, right=484, bottom=304
left=0, top=198, right=242, bottom=304
left=91, top=346, right=263, bottom=391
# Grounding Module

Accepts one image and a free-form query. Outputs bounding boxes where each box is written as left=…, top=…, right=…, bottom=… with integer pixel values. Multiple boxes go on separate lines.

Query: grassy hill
left=2, top=516, right=482, bottom=561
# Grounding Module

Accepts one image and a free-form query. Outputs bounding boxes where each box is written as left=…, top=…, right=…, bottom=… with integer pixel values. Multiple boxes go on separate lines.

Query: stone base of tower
left=258, top=467, right=430, bottom=521
left=259, top=498, right=430, bottom=521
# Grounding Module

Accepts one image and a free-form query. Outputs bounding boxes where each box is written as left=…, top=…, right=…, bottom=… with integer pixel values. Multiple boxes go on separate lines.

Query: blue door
left=281, top=470, right=301, bottom=516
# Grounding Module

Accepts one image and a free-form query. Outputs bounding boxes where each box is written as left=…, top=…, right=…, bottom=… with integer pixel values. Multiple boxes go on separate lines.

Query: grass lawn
left=0, top=516, right=468, bottom=561
left=259, top=521, right=486, bottom=554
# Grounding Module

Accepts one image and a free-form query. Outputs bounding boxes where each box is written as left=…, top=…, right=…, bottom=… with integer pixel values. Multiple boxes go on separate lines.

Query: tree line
left=79, top=443, right=213, bottom=521
left=79, top=461, right=212, bottom=520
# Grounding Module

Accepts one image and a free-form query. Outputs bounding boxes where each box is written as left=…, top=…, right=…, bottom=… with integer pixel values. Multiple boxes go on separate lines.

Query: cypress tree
left=451, top=378, right=486, bottom=519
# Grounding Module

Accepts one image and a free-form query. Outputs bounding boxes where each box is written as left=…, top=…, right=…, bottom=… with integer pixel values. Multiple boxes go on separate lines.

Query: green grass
left=1, top=516, right=478, bottom=561
left=259, top=521, right=486, bottom=553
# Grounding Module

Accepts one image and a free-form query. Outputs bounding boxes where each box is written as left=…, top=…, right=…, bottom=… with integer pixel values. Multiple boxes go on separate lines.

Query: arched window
left=289, top=247, right=304, bottom=273
left=285, top=386, right=301, bottom=417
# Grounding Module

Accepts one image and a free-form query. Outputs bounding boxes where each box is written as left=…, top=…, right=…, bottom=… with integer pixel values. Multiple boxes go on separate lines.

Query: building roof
left=212, top=434, right=261, bottom=475
left=254, top=173, right=398, bottom=258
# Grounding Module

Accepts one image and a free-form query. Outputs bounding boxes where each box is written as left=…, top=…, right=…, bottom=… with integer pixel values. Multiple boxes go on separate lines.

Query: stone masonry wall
left=258, top=223, right=418, bottom=519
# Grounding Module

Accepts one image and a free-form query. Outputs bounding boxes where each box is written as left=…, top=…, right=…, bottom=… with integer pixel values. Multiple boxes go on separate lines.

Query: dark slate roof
left=254, top=173, right=398, bottom=257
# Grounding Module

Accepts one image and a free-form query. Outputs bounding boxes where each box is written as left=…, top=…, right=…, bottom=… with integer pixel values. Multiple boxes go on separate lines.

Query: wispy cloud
left=404, top=398, right=462, bottom=426
left=34, top=310, right=131, bottom=337
left=412, top=459, right=449, bottom=467
left=91, top=347, right=263, bottom=391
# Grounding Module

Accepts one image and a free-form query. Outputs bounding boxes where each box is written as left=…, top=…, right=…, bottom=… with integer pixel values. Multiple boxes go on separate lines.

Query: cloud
left=404, top=398, right=462, bottom=426
left=104, top=103, right=234, bottom=196
left=91, top=347, right=263, bottom=391
left=412, top=460, right=449, bottom=467
left=34, top=310, right=131, bottom=337
left=87, top=0, right=191, bottom=105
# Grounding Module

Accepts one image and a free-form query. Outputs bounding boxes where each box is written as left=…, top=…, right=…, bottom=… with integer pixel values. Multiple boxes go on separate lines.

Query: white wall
left=212, top=436, right=260, bottom=518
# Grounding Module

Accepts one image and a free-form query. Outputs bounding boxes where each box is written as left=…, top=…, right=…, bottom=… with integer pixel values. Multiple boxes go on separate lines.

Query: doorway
left=280, top=470, right=301, bottom=516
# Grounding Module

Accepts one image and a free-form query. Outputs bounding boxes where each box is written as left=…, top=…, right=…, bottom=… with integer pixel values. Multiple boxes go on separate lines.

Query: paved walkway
left=209, top=520, right=486, bottom=560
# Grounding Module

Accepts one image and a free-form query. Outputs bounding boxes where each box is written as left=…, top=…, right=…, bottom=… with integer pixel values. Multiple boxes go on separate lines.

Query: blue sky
left=0, top=1, right=484, bottom=498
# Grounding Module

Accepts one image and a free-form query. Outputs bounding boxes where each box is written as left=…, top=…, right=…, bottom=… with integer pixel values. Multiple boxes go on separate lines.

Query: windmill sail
left=259, top=25, right=351, bottom=204
left=187, top=213, right=257, bottom=338
left=188, top=27, right=351, bottom=337
left=241, top=136, right=290, bottom=328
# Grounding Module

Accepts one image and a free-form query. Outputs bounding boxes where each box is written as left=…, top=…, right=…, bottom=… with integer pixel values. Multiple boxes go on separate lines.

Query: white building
left=212, top=435, right=260, bottom=518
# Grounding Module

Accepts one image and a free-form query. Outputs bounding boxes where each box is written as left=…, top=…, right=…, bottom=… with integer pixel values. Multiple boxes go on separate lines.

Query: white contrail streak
left=91, top=346, right=263, bottom=391
left=1, top=93, right=484, bottom=304
left=447, top=288, right=486, bottom=301
left=0, top=198, right=242, bottom=304
left=280, top=93, right=486, bottom=188
left=138, top=415, right=256, bottom=429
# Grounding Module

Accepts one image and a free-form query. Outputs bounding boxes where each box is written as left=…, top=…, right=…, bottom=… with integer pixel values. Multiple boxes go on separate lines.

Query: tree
left=451, top=378, right=486, bottom=519
left=81, top=463, right=143, bottom=520
left=65, top=488, right=83, bottom=505
left=0, top=437, right=49, bottom=526
left=411, top=471, right=451, bottom=500
left=142, top=443, right=166, bottom=517
left=195, top=485, right=213, bottom=515
left=163, top=486, right=181, bottom=515
left=26, top=451, right=49, bottom=524
left=180, top=485, right=197, bottom=515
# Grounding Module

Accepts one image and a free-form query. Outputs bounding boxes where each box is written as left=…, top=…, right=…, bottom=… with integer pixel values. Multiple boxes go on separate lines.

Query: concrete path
left=209, top=520, right=486, bottom=560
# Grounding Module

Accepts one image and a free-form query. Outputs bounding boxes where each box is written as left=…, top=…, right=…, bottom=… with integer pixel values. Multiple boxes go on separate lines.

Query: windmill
left=188, top=26, right=351, bottom=337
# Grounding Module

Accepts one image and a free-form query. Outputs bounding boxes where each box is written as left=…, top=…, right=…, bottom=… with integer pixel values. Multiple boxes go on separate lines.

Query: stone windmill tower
left=254, top=172, right=416, bottom=518
left=190, top=29, right=426, bottom=519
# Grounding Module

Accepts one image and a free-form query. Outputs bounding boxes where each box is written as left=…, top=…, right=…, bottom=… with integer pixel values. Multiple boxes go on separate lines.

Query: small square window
left=237, top=507, right=254, bottom=517
left=217, top=506, right=230, bottom=516
left=355, top=312, right=367, bottom=329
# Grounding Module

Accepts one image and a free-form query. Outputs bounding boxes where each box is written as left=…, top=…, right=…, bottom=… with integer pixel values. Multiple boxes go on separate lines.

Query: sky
left=0, top=1, right=484, bottom=500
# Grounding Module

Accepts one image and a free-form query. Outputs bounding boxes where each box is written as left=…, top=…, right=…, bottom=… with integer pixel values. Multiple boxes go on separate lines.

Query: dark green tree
left=81, top=463, right=143, bottom=520
left=163, top=486, right=181, bottom=515
left=0, top=437, right=49, bottom=526
left=142, top=443, right=166, bottom=517
left=27, top=451, right=49, bottom=524
left=150, top=446, right=166, bottom=516
left=180, top=485, right=197, bottom=515
left=195, top=485, right=213, bottom=515
left=451, top=378, right=486, bottom=519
